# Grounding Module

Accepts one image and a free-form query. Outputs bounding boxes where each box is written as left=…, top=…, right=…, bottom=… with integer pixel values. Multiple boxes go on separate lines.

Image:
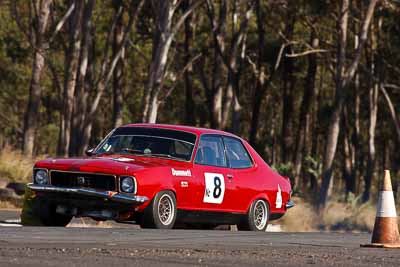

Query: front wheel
left=238, top=199, right=269, bottom=231
left=36, top=200, right=72, bottom=227
left=141, top=191, right=177, bottom=229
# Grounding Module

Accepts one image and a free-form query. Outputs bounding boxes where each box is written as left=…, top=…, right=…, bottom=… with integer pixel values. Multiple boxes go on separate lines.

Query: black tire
left=237, top=199, right=269, bottom=231
left=36, top=200, right=72, bottom=227
left=141, top=191, right=177, bottom=229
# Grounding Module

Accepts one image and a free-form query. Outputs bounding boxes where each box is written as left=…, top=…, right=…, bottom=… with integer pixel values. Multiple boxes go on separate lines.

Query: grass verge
left=0, top=146, right=41, bottom=183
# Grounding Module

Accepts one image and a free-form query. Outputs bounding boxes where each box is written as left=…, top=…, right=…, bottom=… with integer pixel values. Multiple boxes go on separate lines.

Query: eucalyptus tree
left=319, top=0, right=379, bottom=208
left=141, top=0, right=204, bottom=123
left=21, top=0, right=53, bottom=156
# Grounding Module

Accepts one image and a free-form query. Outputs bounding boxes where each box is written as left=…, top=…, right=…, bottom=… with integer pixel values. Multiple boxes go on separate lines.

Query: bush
left=272, top=162, right=295, bottom=188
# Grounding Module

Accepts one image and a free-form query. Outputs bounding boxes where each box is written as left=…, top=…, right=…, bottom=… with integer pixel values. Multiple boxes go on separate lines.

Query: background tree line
left=0, top=0, right=399, bottom=208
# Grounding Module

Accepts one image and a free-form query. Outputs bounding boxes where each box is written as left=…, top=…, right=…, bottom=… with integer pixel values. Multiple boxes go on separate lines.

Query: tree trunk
left=293, top=30, right=318, bottom=189
left=58, top=0, right=84, bottom=156
left=380, top=87, right=400, bottom=142
left=319, top=0, right=350, bottom=206
left=141, top=0, right=201, bottom=123
left=281, top=15, right=296, bottom=163
left=183, top=0, right=195, bottom=125
left=112, top=0, right=125, bottom=128
left=230, top=24, right=249, bottom=134
left=208, top=0, right=226, bottom=129
left=69, top=0, right=94, bottom=156
left=78, top=0, right=144, bottom=153
left=248, top=0, right=265, bottom=146
left=220, top=78, right=233, bottom=130
left=22, top=0, right=52, bottom=156
left=363, top=83, right=378, bottom=202
left=216, top=0, right=252, bottom=132
left=352, top=1, right=362, bottom=189
left=230, top=72, right=241, bottom=133
left=319, top=0, right=378, bottom=208
left=363, top=14, right=380, bottom=202
left=343, top=106, right=356, bottom=196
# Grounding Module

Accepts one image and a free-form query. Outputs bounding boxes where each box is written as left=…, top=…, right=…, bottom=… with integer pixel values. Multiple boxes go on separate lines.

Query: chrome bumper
left=286, top=200, right=295, bottom=209
left=27, top=183, right=148, bottom=205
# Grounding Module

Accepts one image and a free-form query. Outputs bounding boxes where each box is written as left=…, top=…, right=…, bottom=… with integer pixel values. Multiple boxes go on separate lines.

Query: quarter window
left=195, top=135, right=227, bottom=167
left=223, top=137, right=253, bottom=168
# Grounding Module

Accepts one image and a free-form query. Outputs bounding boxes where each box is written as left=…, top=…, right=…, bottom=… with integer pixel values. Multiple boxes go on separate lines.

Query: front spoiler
left=27, top=183, right=148, bottom=205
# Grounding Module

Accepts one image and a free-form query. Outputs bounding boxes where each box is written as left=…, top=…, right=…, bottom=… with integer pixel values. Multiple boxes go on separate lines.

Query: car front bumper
left=27, top=183, right=148, bottom=205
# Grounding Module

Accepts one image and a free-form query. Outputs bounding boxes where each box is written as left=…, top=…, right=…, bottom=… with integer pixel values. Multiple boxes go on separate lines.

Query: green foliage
left=272, top=162, right=296, bottom=188
left=345, top=192, right=363, bottom=209
left=272, top=162, right=294, bottom=178
left=37, top=124, right=59, bottom=155
left=304, top=156, right=322, bottom=182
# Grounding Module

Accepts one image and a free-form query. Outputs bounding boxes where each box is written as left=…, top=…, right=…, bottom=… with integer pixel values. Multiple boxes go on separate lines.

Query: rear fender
left=246, top=193, right=271, bottom=213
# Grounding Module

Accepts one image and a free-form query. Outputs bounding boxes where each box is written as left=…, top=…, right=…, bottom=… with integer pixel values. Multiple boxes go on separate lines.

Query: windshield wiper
left=95, top=151, right=113, bottom=155
left=146, top=153, right=182, bottom=160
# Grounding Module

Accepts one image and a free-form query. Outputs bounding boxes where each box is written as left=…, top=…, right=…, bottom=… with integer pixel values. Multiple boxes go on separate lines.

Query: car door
left=222, top=136, right=256, bottom=212
left=191, top=135, right=232, bottom=212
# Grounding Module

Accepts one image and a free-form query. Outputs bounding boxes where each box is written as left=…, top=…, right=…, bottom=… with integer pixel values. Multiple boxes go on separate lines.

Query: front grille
left=50, top=171, right=116, bottom=191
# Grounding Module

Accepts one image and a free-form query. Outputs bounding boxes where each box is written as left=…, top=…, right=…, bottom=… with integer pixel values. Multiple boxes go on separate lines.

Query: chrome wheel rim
left=158, top=194, right=174, bottom=225
left=254, top=200, right=267, bottom=230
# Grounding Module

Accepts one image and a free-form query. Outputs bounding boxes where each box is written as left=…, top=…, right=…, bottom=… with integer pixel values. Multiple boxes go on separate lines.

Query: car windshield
left=95, top=127, right=196, bottom=162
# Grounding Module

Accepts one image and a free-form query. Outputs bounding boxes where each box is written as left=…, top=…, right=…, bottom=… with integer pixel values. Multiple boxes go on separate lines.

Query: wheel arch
left=246, top=193, right=271, bottom=213
left=137, top=183, right=177, bottom=212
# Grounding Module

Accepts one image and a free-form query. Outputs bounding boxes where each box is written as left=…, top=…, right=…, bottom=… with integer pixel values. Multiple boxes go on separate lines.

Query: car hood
left=34, top=154, right=189, bottom=176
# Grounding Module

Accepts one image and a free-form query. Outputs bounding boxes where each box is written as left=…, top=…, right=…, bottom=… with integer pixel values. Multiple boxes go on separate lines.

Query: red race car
left=28, top=124, right=294, bottom=231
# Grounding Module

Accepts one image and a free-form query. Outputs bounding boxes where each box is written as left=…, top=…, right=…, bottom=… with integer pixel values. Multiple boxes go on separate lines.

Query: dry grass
left=67, top=218, right=114, bottom=228
left=0, top=146, right=42, bottom=183
left=278, top=197, right=379, bottom=232
left=322, top=201, right=375, bottom=232
left=0, top=200, right=20, bottom=209
left=277, top=197, right=320, bottom=232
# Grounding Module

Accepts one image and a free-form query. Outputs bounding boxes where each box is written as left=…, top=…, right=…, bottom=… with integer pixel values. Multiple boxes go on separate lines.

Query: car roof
left=121, top=123, right=238, bottom=138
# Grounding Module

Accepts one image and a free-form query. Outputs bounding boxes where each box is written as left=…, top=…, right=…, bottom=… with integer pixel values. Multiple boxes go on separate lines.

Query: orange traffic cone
left=361, top=170, right=400, bottom=248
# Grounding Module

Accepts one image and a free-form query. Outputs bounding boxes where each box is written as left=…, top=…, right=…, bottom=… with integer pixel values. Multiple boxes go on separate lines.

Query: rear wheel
left=141, top=191, right=177, bottom=229
left=238, top=199, right=269, bottom=231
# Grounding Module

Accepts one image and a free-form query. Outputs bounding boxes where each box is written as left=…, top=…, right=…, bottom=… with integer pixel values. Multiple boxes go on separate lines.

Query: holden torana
left=28, top=123, right=294, bottom=231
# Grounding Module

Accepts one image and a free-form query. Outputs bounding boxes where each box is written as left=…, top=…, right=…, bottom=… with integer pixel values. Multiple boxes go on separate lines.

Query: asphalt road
left=0, top=211, right=399, bottom=266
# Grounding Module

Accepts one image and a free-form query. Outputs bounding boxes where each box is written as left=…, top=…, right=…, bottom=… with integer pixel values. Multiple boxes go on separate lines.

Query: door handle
left=227, top=174, right=234, bottom=179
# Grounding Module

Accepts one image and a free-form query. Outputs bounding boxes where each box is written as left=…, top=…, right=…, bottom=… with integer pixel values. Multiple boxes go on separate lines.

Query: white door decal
left=203, top=173, right=225, bottom=204
left=276, top=184, right=282, bottom=208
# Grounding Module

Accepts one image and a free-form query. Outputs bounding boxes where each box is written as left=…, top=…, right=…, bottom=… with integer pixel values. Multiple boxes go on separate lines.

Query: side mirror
left=85, top=148, right=95, bottom=157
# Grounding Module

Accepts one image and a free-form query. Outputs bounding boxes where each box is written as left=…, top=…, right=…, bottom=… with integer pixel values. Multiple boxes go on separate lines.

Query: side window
left=223, top=137, right=253, bottom=169
left=172, top=140, right=192, bottom=161
left=195, top=135, right=227, bottom=167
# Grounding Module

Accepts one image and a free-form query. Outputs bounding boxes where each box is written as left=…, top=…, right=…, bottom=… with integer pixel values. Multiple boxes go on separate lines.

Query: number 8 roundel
left=203, top=173, right=225, bottom=204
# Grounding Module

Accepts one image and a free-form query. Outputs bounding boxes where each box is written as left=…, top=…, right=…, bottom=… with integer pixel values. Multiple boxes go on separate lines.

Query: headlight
left=120, top=176, right=136, bottom=193
left=35, top=170, right=49, bottom=185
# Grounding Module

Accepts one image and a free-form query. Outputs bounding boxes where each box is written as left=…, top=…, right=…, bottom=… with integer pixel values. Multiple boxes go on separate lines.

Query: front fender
left=135, top=180, right=176, bottom=212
